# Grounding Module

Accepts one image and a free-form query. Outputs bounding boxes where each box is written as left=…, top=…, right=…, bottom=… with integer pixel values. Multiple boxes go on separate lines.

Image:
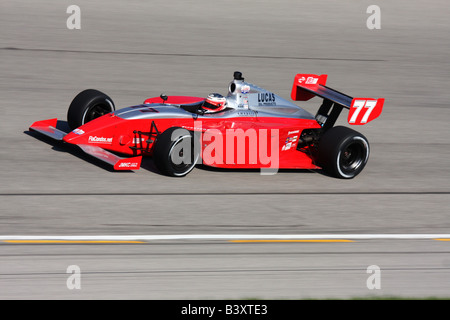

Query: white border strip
left=1, top=234, right=450, bottom=241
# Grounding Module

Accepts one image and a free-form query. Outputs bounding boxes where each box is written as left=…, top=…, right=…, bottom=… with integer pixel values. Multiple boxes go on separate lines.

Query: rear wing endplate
left=291, top=74, right=384, bottom=129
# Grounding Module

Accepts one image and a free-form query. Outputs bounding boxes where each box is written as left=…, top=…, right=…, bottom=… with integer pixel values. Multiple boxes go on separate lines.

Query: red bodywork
left=57, top=99, right=321, bottom=170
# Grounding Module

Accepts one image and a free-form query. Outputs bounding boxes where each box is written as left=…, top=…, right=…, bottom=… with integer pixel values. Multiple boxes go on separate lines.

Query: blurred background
left=0, top=0, right=449, bottom=299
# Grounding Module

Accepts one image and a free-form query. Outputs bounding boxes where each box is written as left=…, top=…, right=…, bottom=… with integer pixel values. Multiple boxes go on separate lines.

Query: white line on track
left=0, top=234, right=450, bottom=241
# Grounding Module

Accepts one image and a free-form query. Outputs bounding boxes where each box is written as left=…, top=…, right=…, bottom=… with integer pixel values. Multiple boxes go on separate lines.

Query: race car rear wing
left=291, top=74, right=384, bottom=130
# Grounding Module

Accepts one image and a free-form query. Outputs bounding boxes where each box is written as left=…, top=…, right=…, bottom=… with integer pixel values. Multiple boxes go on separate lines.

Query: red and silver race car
left=29, top=71, right=384, bottom=178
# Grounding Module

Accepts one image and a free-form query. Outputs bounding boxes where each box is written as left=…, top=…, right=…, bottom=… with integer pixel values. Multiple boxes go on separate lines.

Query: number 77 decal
left=348, top=98, right=385, bottom=125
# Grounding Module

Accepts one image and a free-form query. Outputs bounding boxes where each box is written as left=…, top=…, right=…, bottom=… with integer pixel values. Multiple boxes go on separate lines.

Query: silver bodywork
left=115, top=78, right=316, bottom=121
left=114, top=104, right=192, bottom=120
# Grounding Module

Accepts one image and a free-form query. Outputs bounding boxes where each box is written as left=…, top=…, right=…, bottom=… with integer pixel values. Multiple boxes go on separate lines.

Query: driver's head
left=202, top=93, right=227, bottom=113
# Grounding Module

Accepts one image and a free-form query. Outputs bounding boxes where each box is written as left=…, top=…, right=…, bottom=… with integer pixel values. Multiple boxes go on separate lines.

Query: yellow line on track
left=434, top=239, right=450, bottom=241
left=229, top=239, right=354, bottom=243
left=3, top=240, right=145, bottom=244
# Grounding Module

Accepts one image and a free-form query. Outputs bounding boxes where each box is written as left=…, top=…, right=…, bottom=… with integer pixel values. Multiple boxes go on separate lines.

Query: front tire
left=67, top=89, right=115, bottom=130
left=152, top=127, right=199, bottom=177
left=316, top=126, right=370, bottom=179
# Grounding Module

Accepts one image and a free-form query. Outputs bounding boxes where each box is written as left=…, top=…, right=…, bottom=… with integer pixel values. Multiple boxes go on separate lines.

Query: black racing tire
left=67, top=89, right=115, bottom=130
left=316, top=126, right=370, bottom=179
left=152, top=127, right=199, bottom=177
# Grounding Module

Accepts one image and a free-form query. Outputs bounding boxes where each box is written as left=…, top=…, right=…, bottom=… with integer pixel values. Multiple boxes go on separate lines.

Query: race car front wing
left=29, top=118, right=142, bottom=171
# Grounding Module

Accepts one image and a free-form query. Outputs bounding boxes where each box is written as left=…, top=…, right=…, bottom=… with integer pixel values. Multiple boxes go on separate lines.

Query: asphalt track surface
left=0, top=0, right=449, bottom=299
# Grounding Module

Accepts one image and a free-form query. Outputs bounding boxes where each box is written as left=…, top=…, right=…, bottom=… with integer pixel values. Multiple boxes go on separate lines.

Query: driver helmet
left=202, top=93, right=227, bottom=113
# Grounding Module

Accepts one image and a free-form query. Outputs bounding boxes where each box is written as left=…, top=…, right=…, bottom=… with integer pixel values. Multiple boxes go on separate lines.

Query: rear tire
left=67, top=89, right=115, bottom=130
left=152, top=127, right=199, bottom=177
left=317, top=126, right=369, bottom=179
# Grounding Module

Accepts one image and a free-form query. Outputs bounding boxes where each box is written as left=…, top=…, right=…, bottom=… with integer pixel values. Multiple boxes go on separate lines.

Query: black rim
left=84, top=103, right=112, bottom=123
left=339, top=141, right=365, bottom=173
left=169, top=137, right=196, bottom=174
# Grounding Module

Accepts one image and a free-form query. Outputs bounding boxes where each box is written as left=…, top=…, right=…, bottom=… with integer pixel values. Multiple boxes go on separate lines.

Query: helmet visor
left=203, top=100, right=223, bottom=110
